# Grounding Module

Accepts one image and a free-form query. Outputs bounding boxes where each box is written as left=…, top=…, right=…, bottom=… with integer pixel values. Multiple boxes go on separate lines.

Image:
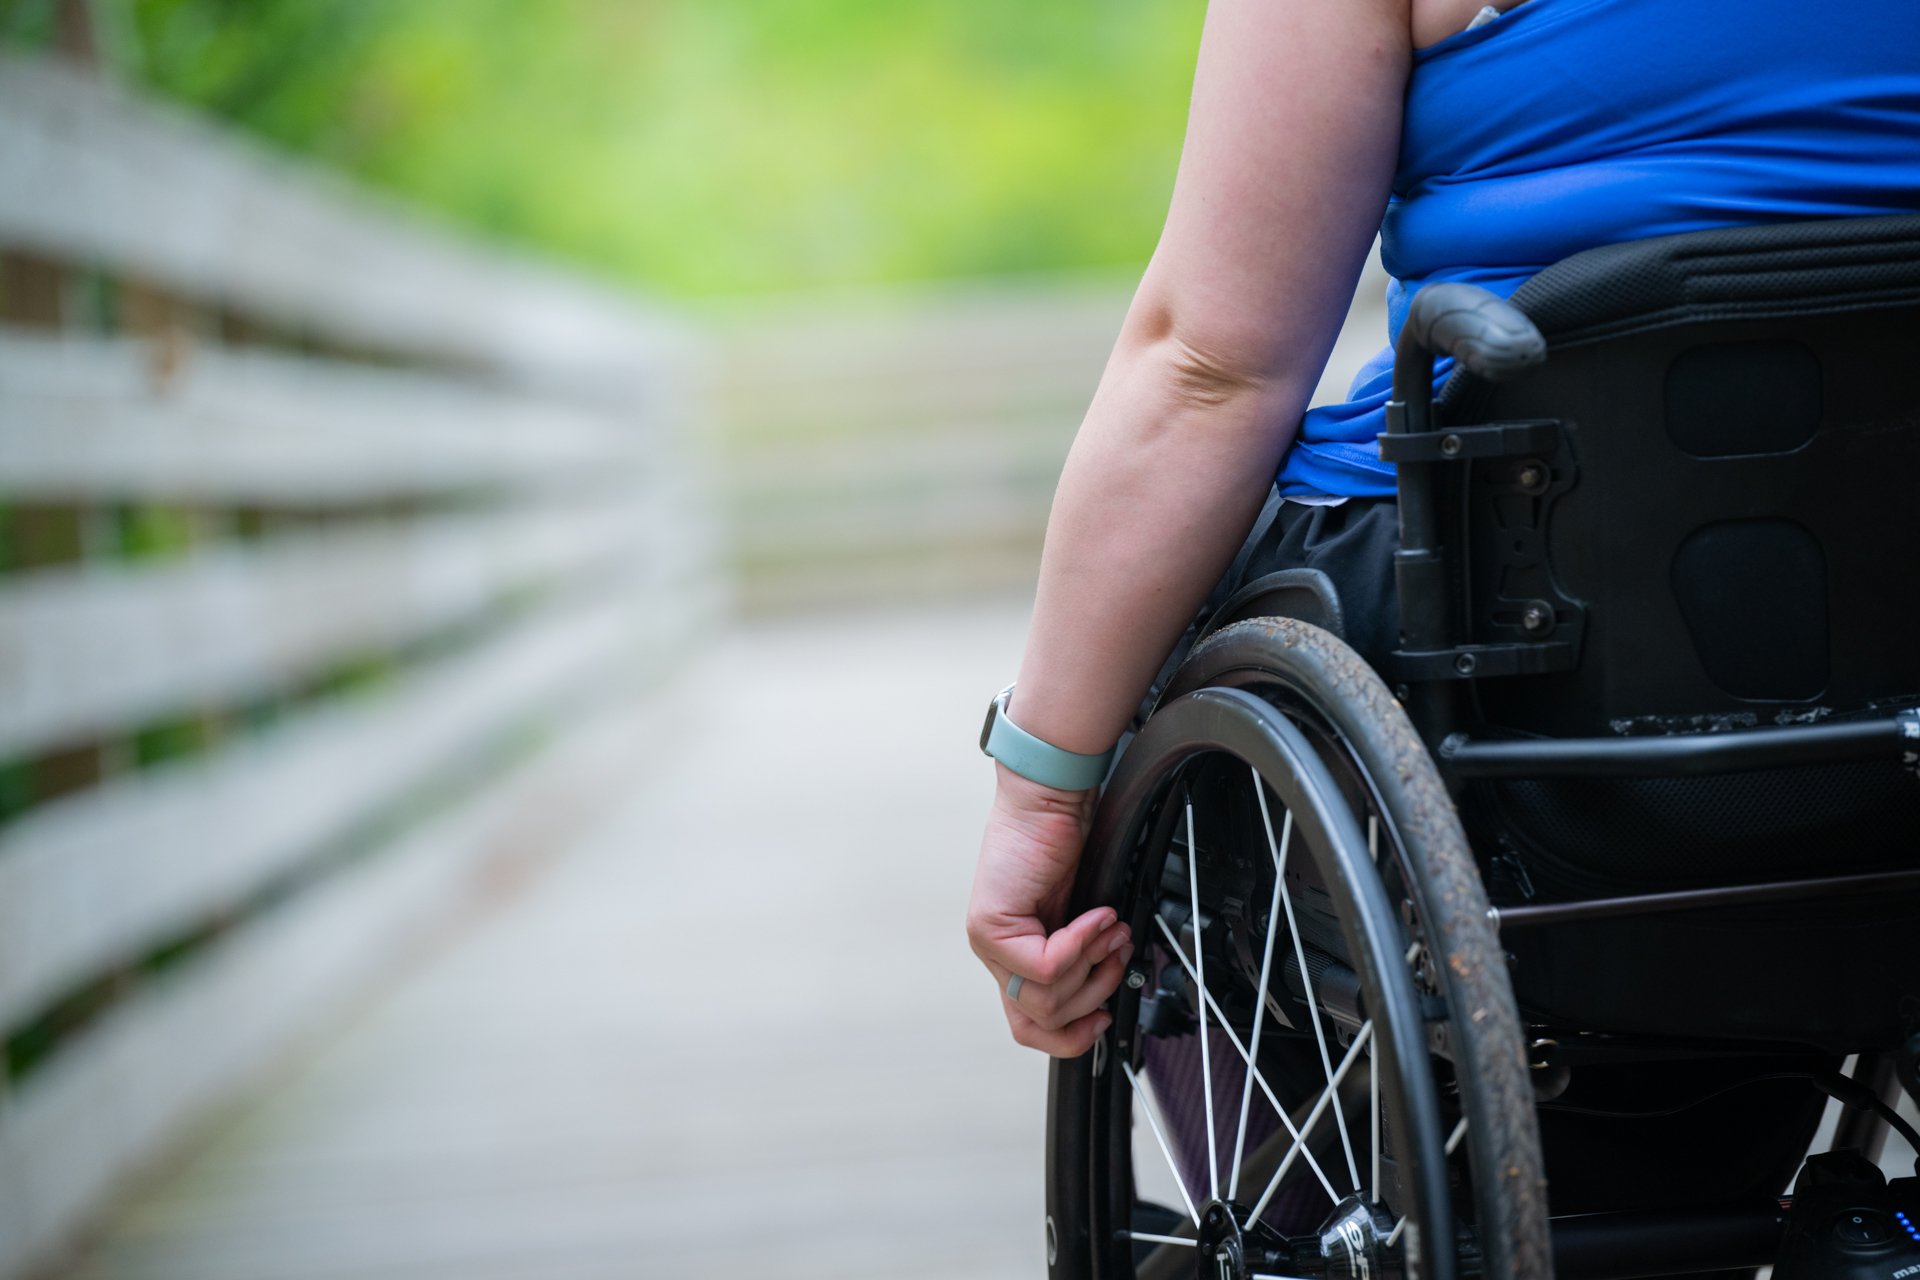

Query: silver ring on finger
left=1006, top=973, right=1025, bottom=1002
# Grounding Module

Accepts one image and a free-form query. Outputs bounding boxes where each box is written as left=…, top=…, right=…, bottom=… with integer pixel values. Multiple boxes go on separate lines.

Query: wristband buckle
left=978, top=684, right=1016, bottom=756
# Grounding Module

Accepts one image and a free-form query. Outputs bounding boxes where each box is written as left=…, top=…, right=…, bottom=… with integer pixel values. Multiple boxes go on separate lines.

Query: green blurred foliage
left=117, top=0, right=1205, bottom=297
left=115, top=502, right=203, bottom=561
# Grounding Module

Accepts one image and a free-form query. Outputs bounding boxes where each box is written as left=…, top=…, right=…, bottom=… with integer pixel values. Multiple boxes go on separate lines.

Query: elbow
left=1163, top=331, right=1272, bottom=409
left=1124, top=300, right=1299, bottom=415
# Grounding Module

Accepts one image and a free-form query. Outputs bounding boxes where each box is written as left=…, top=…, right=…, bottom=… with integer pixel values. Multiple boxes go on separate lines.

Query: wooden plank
left=709, top=253, right=1392, bottom=608
left=0, top=572, right=687, bottom=1034
left=706, top=285, right=1121, bottom=441
left=0, top=495, right=671, bottom=759
left=0, top=55, right=685, bottom=384
left=715, top=362, right=1102, bottom=440
left=705, top=249, right=1389, bottom=437
left=737, top=542, right=1042, bottom=614
left=700, top=272, right=1134, bottom=380
left=0, top=658, right=687, bottom=1280
left=727, top=414, right=1070, bottom=505
left=0, top=335, right=648, bottom=502
left=713, top=260, right=1378, bottom=419
left=732, top=487, right=1051, bottom=562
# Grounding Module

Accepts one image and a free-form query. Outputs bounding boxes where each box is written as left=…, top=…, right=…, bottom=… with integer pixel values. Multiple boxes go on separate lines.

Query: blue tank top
left=1276, top=0, right=1920, bottom=500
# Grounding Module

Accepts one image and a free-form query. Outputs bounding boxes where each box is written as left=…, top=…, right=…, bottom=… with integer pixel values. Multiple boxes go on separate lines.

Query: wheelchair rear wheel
left=1044, top=619, right=1549, bottom=1280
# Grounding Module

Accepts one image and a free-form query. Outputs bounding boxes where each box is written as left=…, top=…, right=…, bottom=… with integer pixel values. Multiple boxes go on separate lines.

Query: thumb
left=992, top=906, right=1119, bottom=984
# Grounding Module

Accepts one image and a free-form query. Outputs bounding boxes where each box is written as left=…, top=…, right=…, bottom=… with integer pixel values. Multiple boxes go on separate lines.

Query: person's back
left=1280, top=0, right=1920, bottom=500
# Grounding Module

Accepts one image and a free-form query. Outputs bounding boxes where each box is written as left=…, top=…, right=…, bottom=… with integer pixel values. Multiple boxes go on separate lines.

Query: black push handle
left=1386, top=282, right=1549, bottom=685
left=1389, top=283, right=1547, bottom=439
left=1401, top=282, right=1546, bottom=383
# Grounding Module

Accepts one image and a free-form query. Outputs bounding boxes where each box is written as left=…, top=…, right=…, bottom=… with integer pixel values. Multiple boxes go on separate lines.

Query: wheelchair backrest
left=1424, top=219, right=1920, bottom=1047
left=1433, top=214, right=1920, bottom=741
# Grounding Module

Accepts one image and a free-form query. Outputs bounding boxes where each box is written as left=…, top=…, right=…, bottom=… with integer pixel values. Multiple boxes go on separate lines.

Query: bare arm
left=1015, top=0, right=1410, bottom=753
left=969, top=0, right=1412, bottom=1056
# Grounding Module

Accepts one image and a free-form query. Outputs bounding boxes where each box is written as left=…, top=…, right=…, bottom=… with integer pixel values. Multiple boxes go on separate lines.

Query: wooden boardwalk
left=42, top=599, right=1920, bottom=1278
left=59, top=603, right=1047, bottom=1280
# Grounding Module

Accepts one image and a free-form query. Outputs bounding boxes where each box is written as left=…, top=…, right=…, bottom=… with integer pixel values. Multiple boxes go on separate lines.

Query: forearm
left=1009, top=323, right=1311, bottom=756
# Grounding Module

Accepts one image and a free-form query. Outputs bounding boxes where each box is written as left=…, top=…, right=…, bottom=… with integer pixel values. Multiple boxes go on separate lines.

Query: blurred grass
left=101, top=0, right=1206, bottom=298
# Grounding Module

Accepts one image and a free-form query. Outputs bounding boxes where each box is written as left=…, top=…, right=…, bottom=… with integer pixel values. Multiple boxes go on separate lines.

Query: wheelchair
left=1043, top=214, right=1920, bottom=1280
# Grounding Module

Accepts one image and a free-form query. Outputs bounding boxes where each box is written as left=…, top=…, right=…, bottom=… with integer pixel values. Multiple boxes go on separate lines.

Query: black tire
left=1044, top=618, right=1550, bottom=1280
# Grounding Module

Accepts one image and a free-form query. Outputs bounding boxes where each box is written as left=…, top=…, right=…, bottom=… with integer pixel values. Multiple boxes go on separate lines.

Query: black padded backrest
left=1435, top=214, right=1920, bottom=739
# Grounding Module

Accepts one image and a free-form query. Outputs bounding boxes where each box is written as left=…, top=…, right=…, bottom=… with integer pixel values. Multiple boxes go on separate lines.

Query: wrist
left=994, top=762, right=1096, bottom=807
left=1000, top=684, right=1117, bottom=758
left=980, top=684, right=1117, bottom=792
left=992, top=764, right=1097, bottom=838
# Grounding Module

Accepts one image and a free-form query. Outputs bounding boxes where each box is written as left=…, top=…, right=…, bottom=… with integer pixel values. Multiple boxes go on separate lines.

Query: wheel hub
left=1316, top=1195, right=1398, bottom=1280
left=1196, top=1201, right=1250, bottom=1280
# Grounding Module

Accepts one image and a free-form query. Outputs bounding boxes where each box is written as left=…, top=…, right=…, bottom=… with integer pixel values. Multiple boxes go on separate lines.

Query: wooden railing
left=0, top=54, right=712, bottom=1278
left=706, top=261, right=1389, bottom=611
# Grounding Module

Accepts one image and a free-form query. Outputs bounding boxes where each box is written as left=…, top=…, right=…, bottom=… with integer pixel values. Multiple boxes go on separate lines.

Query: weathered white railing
left=706, top=279, right=1123, bottom=608
left=0, top=53, right=713, bottom=1280
left=707, top=259, right=1387, bottom=610
left=0, top=496, right=662, bottom=756
left=0, top=334, right=643, bottom=500
left=0, top=56, right=683, bottom=385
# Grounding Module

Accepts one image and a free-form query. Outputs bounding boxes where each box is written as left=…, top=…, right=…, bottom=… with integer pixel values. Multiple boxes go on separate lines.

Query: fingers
left=1004, top=927, right=1133, bottom=1031
left=977, top=905, right=1120, bottom=986
left=1043, top=945, right=1133, bottom=1029
left=968, top=807, right=1125, bottom=1059
left=972, top=903, right=1135, bottom=1058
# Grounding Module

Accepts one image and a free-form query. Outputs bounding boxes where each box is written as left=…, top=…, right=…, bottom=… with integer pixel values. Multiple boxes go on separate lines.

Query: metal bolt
left=1439, top=433, right=1463, bottom=457
left=1517, top=463, right=1546, bottom=489
left=1453, top=652, right=1477, bottom=675
left=1521, top=603, right=1551, bottom=633
left=1126, top=969, right=1147, bottom=990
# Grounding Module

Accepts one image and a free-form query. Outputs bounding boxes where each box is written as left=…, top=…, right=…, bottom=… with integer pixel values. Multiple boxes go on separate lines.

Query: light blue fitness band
left=978, top=684, right=1116, bottom=791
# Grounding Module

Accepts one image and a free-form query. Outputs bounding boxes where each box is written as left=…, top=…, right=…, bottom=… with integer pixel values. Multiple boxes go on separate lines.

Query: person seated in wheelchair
left=968, top=2, right=1920, bottom=1277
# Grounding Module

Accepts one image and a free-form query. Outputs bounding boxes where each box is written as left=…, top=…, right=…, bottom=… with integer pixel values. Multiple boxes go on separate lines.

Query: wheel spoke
left=1247, top=1020, right=1373, bottom=1226
left=1446, top=1115, right=1468, bottom=1156
left=1152, top=914, right=1341, bottom=1203
left=1124, top=1060, right=1200, bottom=1225
left=1185, top=795, right=1221, bottom=1202
left=1229, top=764, right=1288, bottom=1201
left=1125, top=1232, right=1197, bottom=1248
left=1254, top=778, right=1364, bottom=1194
